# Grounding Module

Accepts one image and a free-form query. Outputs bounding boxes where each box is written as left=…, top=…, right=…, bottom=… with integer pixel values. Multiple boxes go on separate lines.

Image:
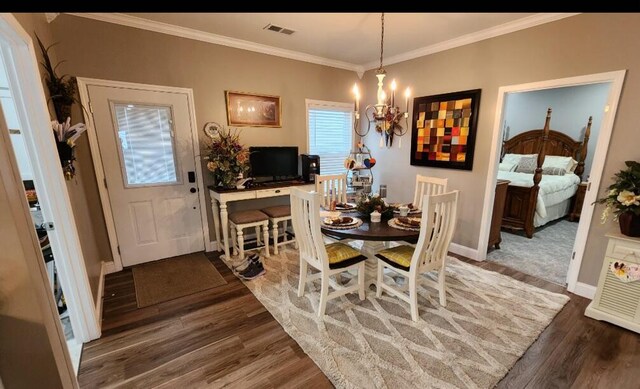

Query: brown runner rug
left=132, top=253, right=227, bottom=308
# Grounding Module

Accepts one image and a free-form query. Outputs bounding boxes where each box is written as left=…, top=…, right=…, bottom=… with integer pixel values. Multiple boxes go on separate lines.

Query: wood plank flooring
left=77, top=251, right=640, bottom=388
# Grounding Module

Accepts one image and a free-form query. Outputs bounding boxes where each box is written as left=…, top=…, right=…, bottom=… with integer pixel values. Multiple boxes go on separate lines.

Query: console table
left=209, top=181, right=314, bottom=260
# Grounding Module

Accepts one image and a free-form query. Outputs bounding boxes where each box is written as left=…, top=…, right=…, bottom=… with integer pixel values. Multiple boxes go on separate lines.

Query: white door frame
left=0, top=14, right=100, bottom=342
left=477, top=70, right=626, bottom=295
left=76, top=78, right=210, bottom=272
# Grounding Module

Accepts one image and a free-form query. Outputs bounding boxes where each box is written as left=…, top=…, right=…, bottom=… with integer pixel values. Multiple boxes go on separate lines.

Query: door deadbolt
left=190, top=188, right=197, bottom=193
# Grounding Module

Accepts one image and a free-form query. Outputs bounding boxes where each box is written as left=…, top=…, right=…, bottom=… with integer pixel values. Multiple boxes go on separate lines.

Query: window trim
left=305, top=99, right=355, bottom=175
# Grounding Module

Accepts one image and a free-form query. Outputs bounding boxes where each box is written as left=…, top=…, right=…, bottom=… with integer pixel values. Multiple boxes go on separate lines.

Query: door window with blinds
left=112, top=103, right=180, bottom=187
left=306, top=100, right=354, bottom=176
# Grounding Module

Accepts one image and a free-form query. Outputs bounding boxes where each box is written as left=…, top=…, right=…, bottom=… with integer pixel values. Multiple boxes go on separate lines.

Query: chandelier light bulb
left=390, top=80, right=397, bottom=91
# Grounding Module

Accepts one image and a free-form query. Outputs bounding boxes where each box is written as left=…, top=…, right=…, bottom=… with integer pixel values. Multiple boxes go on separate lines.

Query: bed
left=498, top=108, right=592, bottom=238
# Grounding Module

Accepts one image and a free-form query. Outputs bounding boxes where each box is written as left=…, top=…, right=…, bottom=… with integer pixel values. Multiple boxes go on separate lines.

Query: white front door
left=88, top=85, right=204, bottom=266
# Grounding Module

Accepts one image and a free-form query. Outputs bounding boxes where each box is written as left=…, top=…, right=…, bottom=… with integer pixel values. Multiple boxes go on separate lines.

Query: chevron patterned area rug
left=233, top=247, right=569, bottom=388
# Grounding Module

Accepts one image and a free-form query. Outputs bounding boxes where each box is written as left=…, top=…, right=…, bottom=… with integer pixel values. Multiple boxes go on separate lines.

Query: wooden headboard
left=502, top=108, right=592, bottom=178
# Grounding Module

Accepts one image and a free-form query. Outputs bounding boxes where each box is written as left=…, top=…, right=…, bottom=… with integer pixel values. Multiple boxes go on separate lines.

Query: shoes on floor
left=239, top=260, right=266, bottom=280
left=36, top=224, right=50, bottom=250
left=233, top=253, right=260, bottom=273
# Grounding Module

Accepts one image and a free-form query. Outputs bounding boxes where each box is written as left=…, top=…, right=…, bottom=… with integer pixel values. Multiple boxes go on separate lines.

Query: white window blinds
left=307, top=100, right=353, bottom=176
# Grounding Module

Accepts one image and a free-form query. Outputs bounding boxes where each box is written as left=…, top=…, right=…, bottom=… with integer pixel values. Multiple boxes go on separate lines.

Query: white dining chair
left=412, top=175, right=448, bottom=211
left=315, top=174, right=348, bottom=209
left=290, top=188, right=366, bottom=317
left=375, top=191, right=459, bottom=321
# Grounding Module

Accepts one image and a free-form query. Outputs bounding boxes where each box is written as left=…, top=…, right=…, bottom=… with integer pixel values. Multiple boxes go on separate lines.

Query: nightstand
left=585, top=232, right=640, bottom=334
left=569, top=182, right=588, bottom=222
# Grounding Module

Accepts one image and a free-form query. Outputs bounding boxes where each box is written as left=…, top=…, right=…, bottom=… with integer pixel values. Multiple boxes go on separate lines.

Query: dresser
left=585, top=232, right=640, bottom=334
left=488, top=179, right=510, bottom=250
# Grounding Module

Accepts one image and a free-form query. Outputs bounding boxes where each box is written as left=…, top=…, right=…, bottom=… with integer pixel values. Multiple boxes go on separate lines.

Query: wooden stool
left=261, top=205, right=297, bottom=255
left=229, top=210, right=270, bottom=260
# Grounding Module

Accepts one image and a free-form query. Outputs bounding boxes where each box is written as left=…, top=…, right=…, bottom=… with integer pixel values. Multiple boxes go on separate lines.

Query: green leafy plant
left=35, top=33, right=77, bottom=122
left=205, top=127, right=250, bottom=189
left=356, top=193, right=394, bottom=219
left=596, top=161, right=640, bottom=223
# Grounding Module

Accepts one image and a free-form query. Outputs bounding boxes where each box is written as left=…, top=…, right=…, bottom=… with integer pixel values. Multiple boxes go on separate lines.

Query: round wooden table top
left=321, top=218, right=420, bottom=242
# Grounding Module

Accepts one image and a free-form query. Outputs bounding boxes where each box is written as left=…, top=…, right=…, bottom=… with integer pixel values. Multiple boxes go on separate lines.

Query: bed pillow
left=542, top=166, right=566, bottom=176
left=514, top=155, right=538, bottom=174
left=498, top=162, right=518, bottom=172
left=543, top=156, right=578, bottom=173
left=502, top=153, right=536, bottom=166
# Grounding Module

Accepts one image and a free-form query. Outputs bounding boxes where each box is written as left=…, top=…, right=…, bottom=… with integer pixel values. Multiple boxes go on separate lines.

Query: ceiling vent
left=263, top=23, right=296, bottom=36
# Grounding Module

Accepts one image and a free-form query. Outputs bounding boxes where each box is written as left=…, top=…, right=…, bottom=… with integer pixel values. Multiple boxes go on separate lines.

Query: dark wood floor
left=77, top=252, right=640, bottom=388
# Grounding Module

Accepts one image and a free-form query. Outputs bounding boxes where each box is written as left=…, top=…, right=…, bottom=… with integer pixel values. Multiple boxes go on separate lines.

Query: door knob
left=190, top=188, right=197, bottom=193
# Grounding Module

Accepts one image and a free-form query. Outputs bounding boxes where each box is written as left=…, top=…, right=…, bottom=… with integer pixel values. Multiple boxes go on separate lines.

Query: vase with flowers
left=204, top=127, right=250, bottom=189
left=356, top=192, right=394, bottom=220
left=596, top=161, right=640, bottom=237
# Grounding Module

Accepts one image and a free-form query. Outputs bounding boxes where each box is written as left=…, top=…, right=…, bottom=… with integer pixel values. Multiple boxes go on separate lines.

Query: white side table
left=585, top=231, right=640, bottom=334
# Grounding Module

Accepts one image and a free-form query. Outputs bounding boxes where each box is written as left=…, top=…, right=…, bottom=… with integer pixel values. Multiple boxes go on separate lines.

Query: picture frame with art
left=225, top=91, right=281, bottom=127
left=410, top=89, right=481, bottom=171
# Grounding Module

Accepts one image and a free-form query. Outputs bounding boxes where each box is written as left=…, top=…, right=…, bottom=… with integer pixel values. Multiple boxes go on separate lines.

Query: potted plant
left=204, top=127, right=250, bottom=189
left=596, top=161, right=640, bottom=237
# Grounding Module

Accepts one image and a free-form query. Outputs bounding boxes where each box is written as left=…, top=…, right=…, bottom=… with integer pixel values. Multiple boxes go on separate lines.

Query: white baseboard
left=209, top=241, right=220, bottom=252
left=94, top=261, right=106, bottom=335
left=104, top=260, right=118, bottom=274
left=573, top=282, right=596, bottom=300
left=449, top=242, right=479, bottom=261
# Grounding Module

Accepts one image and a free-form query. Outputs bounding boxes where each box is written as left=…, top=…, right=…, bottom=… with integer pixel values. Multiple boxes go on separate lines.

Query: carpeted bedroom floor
left=487, top=218, right=578, bottom=286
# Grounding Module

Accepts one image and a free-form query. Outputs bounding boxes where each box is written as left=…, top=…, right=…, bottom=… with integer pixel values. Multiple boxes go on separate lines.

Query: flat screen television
left=249, top=146, right=299, bottom=181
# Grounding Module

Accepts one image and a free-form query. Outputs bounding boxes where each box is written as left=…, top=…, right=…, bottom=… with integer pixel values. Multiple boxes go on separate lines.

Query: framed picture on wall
left=225, top=91, right=282, bottom=127
left=410, top=89, right=481, bottom=171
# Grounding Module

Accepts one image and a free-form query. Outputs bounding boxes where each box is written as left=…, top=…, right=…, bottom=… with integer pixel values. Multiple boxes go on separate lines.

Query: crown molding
left=64, top=13, right=577, bottom=75
left=362, top=13, right=580, bottom=70
left=45, top=13, right=60, bottom=23
left=65, top=13, right=364, bottom=74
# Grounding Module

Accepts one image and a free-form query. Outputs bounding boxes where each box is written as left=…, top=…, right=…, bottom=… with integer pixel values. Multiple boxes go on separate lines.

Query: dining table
left=320, top=217, right=420, bottom=287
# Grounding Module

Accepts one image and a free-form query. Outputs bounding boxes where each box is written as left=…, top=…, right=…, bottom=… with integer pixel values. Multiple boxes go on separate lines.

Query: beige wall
left=13, top=13, right=109, bottom=303
left=361, top=13, right=640, bottom=286
left=49, top=14, right=359, bottom=245
left=0, top=88, right=69, bottom=388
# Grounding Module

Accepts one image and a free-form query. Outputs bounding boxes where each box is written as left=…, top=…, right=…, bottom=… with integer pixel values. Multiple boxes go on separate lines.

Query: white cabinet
left=585, top=232, right=640, bottom=334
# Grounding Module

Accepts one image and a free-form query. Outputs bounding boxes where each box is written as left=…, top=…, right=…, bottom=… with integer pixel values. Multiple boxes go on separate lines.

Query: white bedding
left=497, top=171, right=581, bottom=224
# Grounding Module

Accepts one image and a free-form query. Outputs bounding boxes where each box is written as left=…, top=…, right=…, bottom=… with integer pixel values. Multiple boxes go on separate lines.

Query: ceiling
left=67, top=13, right=575, bottom=72
left=126, top=13, right=535, bottom=65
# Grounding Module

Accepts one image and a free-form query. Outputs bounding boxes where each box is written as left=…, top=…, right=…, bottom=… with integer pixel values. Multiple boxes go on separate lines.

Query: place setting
left=388, top=216, right=422, bottom=231
left=321, top=215, right=363, bottom=230
left=388, top=202, right=422, bottom=216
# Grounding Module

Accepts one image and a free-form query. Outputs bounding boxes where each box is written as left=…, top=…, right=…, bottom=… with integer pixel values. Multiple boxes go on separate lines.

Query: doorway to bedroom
left=485, top=81, right=612, bottom=286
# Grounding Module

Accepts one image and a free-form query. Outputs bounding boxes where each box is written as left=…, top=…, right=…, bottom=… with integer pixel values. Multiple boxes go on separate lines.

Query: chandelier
left=353, top=13, right=411, bottom=148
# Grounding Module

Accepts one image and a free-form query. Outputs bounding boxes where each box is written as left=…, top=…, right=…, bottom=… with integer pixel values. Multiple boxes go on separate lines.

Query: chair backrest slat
left=290, top=188, right=327, bottom=270
left=413, top=175, right=448, bottom=210
left=315, top=174, right=348, bottom=208
left=411, top=191, right=459, bottom=273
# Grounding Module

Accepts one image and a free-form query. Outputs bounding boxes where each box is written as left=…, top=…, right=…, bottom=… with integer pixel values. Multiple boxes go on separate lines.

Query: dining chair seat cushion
left=375, top=245, right=414, bottom=271
left=325, top=243, right=366, bottom=270
left=261, top=205, right=291, bottom=218
left=229, top=210, right=269, bottom=224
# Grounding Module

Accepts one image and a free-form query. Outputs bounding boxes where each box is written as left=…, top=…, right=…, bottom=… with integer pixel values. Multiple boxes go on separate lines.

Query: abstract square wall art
left=410, top=89, right=481, bottom=170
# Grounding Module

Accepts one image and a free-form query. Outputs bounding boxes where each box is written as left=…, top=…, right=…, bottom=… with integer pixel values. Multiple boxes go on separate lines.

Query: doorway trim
left=76, top=78, right=210, bottom=272
left=477, top=70, right=626, bottom=296
left=0, top=14, right=101, bottom=343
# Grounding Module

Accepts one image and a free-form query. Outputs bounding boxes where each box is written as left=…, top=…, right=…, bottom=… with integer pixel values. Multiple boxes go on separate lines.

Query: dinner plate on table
left=334, top=202, right=358, bottom=211
left=323, top=216, right=359, bottom=227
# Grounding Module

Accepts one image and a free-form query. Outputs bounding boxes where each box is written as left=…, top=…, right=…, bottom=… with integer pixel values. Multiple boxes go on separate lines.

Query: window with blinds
left=114, top=103, right=179, bottom=187
left=306, top=100, right=354, bottom=176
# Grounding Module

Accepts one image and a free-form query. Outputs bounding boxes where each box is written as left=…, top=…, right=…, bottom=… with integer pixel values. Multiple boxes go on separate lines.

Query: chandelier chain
left=379, top=13, right=385, bottom=71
